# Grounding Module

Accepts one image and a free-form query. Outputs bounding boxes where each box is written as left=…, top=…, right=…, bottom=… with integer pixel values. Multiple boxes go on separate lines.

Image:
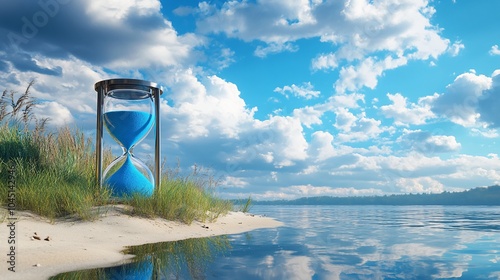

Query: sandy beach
left=0, top=205, right=283, bottom=280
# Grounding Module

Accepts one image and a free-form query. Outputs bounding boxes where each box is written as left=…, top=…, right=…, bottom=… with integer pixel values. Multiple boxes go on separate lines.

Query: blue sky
left=2, top=0, right=500, bottom=200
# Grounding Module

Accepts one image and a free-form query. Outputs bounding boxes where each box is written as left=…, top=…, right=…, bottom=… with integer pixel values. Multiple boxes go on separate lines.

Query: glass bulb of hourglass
left=103, top=89, right=155, bottom=197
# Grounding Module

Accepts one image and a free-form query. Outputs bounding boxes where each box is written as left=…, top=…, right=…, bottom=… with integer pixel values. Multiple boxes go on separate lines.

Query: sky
left=1, top=0, right=500, bottom=200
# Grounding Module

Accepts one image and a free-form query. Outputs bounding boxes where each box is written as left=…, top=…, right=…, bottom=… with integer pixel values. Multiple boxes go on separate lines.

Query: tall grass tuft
left=128, top=174, right=232, bottom=224
left=239, top=196, right=253, bottom=213
left=0, top=81, right=233, bottom=222
left=0, top=82, right=112, bottom=220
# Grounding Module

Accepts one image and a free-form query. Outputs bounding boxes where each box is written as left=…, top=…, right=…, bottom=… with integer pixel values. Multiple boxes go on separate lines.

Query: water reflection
left=51, top=235, right=230, bottom=279
left=52, top=206, right=500, bottom=279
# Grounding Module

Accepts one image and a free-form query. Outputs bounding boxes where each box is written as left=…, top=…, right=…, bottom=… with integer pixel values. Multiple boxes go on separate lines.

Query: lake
left=52, top=205, right=500, bottom=279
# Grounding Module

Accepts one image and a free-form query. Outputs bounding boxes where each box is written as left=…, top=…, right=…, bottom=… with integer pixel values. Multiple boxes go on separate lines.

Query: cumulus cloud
left=325, top=92, right=365, bottom=109
left=334, top=107, right=357, bottom=131
left=4, top=52, right=62, bottom=76
left=311, top=53, right=339, bottom=70
left=0, top=55, right=107, bottom=131
left=254, top=42, right=299, bottom=58
left=424, top=70, right=500, bottom=130
left=395, top=177, right=444, bottom=194
left=252, top=116, right=309, bottom=167
left=448, top=41, right=465, bottom=56
left=274, top=82, right=320, bottom=100
left=221, top=176, right=249, bottom=188
left=224, top=184, right=384, bottom=200
left=196, top=0, right=449, bottom=58
left=285, top=184, right=384, bottom=198
left=477, top=71, right=500, bottom=127
left=194, top=0, right=451, bottom=93
left=489, top=45, right=500, bottom=56
left=163, top=70, right=256, bottom=139
left=32, top=101, right=74, bottom=126
left=219, top=148, right=500, bottom=200
left=448, top=154, right=500, bottom=184
left=398, top=130, right=461, bottom=154
left=159, top=69, right=309, bottom=172
left=308, top=131, right=335, bottom=162
left=334, top=56, right=408, bottom=94
left=292, top=106, right=323, bottom=128
left=335, top=111, right=385, bottom=142
left=0, top=0, right=200, bottom=69
left=431, top=71, right=492, bottom=127
left=381, top=93, right=436, bottom=126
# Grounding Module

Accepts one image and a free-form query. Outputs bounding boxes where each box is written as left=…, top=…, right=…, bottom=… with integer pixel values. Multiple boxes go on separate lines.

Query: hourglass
left=94, top=79, right=163, bottom=197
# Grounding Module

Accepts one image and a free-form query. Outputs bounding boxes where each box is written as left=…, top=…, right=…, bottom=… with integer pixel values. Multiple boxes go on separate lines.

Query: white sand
left=0, top=205, right=283, bottom=280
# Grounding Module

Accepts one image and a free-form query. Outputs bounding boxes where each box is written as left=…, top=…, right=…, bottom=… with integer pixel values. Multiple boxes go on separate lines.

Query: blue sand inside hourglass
left=105, top=156, right=153, bottom=197
left=104, top=111, right=154, bottom=150
left=103, top=111, right=154, bottom=197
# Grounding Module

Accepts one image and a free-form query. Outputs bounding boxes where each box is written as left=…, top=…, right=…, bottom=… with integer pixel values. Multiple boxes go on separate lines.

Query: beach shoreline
left=0, top=205, right=283, bottom=280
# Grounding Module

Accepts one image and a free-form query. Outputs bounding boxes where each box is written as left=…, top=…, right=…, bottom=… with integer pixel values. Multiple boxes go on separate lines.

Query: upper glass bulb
left=103, top=89, right=155, bottom=151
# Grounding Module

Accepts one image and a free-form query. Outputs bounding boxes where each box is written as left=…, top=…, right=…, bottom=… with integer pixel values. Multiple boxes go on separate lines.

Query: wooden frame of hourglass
left=94, top=79, right=163, bottom=196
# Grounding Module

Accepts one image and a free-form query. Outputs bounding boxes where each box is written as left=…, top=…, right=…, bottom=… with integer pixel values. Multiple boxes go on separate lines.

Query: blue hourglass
left=95, top=79, right=163, bottom=197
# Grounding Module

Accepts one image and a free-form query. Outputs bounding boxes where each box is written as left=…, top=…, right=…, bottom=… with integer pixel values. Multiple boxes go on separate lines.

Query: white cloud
left=398, top=130, right=461, bottom=154
left=334, top=107, right=357, bottom=131
left=489, top=45, right=500, bottom=56
left=285, top=184, right=384, bottom=197
left=159, top=69, right=310, bottom=172
left=325, top=93, right=365, bottom=109
left=335, top=111, right=385, bottom=142
left=477, top=72, right=500, bottom=127
left=254, top=42, right=299, bottom=58
left=214, top=48, right=235, bottom=70
left=196, top=0, right=451, bottom=93
left=470, top=128, right=499, bottom=138
left=163, top=70, right=256, bottom=139
left=308, top=131, right=335, bottom=162
left=378, top=152, right=451, bottom=178
left=253, top=116, right=309, bottom=167
left=221, top=176, right=249, bottom=188
left=220, top=149, right=500, bottom=199
left=274, top=82, right=320, bottom=100
left=311, top=53, right=338, bottom=71
left=0, top=55, right=109, bottom=131
left=448, top=41, right=465, bottom=56
left=86, top=0, right=161, bottom=21
left=32, top=101, right=74, bottom=126
left=395, top=177, right=444, bottom=193
left=292, top=106, right=323, bottom=128
left=1, top=0, right=201, bottom=71
left=446, top=154, right=500, bottom=185
left=335, top=56, right=408, bottom=93
left=431, top=71, right=492, bottom=127
left=197, top=0, right=449, bottom=58
left=227, top=184, right=384, bottom=200
left=381, top=93, right=436, bottom=126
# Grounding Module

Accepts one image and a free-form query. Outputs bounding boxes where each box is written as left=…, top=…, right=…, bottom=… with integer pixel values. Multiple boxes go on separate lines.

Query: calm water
left=53, top=205, right=500, bottom=280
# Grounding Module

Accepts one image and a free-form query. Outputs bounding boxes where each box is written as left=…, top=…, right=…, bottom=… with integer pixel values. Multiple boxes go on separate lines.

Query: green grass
left=0, top=81, right=232, bottom=223
left=0, top=123, right=112, bottom=221
left=239, top=196, right=253, bottom=213
left=128, top=178, right=232, bottom=224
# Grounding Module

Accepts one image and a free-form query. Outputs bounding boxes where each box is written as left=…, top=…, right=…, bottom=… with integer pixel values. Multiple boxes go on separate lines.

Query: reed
left=239, top=196, right=253, bottom=213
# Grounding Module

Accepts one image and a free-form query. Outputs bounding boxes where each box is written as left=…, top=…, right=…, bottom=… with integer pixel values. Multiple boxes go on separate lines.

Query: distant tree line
left=251, top=185, right=500, bottom=206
